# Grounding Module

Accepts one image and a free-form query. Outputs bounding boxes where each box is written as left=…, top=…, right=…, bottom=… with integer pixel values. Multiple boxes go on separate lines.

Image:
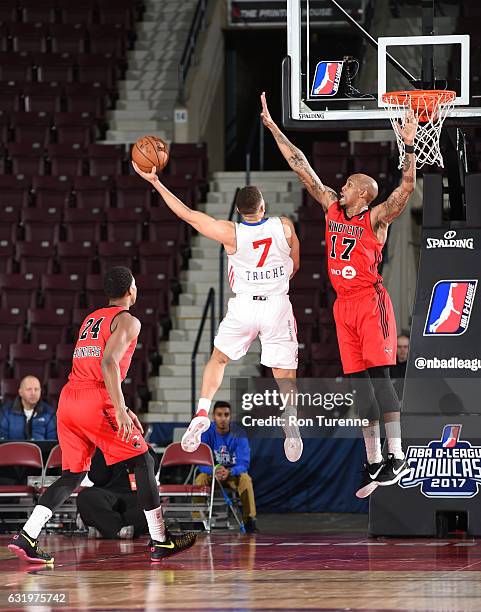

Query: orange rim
left=382, top=89, right=456, bottom=122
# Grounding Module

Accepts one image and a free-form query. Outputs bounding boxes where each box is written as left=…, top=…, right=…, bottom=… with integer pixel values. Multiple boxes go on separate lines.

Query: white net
left=382, top=90, right=456, bottom=169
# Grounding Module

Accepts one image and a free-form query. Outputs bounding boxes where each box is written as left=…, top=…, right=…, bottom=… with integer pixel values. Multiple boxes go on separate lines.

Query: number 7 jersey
left=227, top=217, right=293, bottom=296
left=326, top=201, right=384, bottom=298
left=68, top=306, right=137, bottom=383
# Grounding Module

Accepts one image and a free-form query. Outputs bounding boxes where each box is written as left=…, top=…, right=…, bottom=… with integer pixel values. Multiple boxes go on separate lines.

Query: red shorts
left=333, top=286, right=397, bottom=375
left=57, top=381, right=148, bottom=473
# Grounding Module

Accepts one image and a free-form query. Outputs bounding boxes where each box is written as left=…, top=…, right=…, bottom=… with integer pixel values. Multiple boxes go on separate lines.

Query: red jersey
left=326, top=202, right=384, bottom=298
left=68, top=306, right=137, bottom=384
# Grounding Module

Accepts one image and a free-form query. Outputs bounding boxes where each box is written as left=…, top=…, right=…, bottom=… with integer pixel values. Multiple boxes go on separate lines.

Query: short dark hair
left=213, top=400, right=231, bottom=412
left=236, top=186, right=263, bottom=216
left=103, top=267, right=134, bottom=299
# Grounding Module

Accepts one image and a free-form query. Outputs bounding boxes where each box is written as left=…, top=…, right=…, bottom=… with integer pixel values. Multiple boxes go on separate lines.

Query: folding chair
left=0, top=442, right=43, bottom=525
left=158, top=443, right=215, bottom=532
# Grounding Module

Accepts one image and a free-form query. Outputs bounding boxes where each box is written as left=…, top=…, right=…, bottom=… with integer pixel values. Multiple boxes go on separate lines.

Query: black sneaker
left=150, top=529, right=196, bottom=562
left=8, top=530, right=54, bottom=564
left=355, top=460, right=384, bottom=499
left=245, top=518, right=259, bottom=533
left=377, top=454, right=411, bottom=486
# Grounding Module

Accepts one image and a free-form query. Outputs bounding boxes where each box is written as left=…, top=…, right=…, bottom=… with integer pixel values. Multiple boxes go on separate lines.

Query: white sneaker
left=119, top=525, right=134, bottom=539
left=283, top=408, right=303, bottom=462
left=88, top=527, right=101, bottom=538
left=181, top=413, right=211, bottom=452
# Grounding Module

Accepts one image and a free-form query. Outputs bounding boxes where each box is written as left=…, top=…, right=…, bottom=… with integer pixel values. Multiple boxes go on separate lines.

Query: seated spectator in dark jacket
left=195, top=400, right=258, bottom=533
left=0, top=376, right=57, bottom=441
left=77, top=446, right=160, bottom=539
left=390, top=333, right=410, bottom=400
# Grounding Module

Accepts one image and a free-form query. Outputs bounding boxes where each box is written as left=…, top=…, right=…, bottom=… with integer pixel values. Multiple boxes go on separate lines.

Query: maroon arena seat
left=88, top=143, right=125, bottom=176
left=9, top=343, right=53, bottom=381
left=0, top=1, right=18, bottom=25
left=56, top=0, right=96, bottom=25
left=48, top=143, right=86, bottom=176
left=0, top=111, right=9, bottom=144
left=97, top=241, right=137, bottom=275
left=0, top=206, right=19, bottom=242
left=21, top=207, right=62, bottom=242
left=11, top=111, right=52, bottom=146
left=105, top=208, right=145, bottom=242
left=88, top=25, right=127, bottom=56
left=77, top=55, right=117, bottom=89
left=1, top=378, right=21, bottom=403
left=169, top=142, right=208, bottom=181
left=0, top=273, right=38, bottom=311
left=16, top=241, right=54, bottom=276
left=115, top=176, right=153, bottom=210
left=8, top=142, right=46, bottom=175
left=53, top=112, right=96, bottom=146
left=27, top=308, right=71, bottom=345
left=137, top=242, right=178, bottom=278
left=73, top=176, right=112, bottom=210
left=53, top=343, right=74, bottom=379
left=9, top=23, right=49, bottom=54
left=0, top=241, right=14, bottom=274
left=34, top=53, right=75, bottom=84
left=65, top=83, right=109, bottom=117
left=0, top=52, right=33, bottom=82
left=31, top=176, right=72, bottom=209
left=41, top=273, right=84, bottom=310
left=0, top=81, right=22, bottom=112
left=21, top=0, right=57, bottom=24
left=57, top=241, right=95, bottom=276
left=134, top=274, right=170, bottom=314
left=49, top=24, right=87, bottom=54
left=0, top=176, right=31, bottom=209
left=97, top=0, right=135, bottom=28
left=47, top=378, right=68, bottom=406
left=0, top=308, right=25, bottom=345
left=84, top=275, right=106, bottom=310
left=64, top=208, right=103, bottom=242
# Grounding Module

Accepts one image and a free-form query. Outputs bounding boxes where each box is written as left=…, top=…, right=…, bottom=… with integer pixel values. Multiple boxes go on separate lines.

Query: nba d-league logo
left=311, top=61, right=344, bottom=97
left=399, top=425, right=481, bottom=498
left=424, top=280, right=477, bottom=336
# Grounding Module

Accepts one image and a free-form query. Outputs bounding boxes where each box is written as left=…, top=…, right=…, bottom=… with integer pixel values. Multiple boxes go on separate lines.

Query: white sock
left=196, top=398, right=211, bottom=416
left=362, top=422, right=383, bottom=464
left=144, top=506, right=165, bottom=542
left=385, top=420, right=404, bottom=459
left=23, top=505, right=53, bottom=540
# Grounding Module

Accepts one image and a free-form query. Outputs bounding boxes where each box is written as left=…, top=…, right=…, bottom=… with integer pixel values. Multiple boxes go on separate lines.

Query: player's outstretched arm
left=132, top=162, right=236, bottom=247
left=281, top=217, right=300, bottom=278
left=260, top=92, right=337, bottom=212
left=102, top=312, right=143, bottom=441
left=371, top=110, right=418, bottom=228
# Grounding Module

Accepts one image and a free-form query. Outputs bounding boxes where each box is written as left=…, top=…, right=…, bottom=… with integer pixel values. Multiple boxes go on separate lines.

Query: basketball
left=131, top=136, right=169, bottom=172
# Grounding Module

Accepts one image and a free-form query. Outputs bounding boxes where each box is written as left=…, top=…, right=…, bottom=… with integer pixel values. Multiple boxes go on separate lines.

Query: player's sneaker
left=7, top=530, right=54, bottom=564
left=355, top=460, right=384, bottom=499
left=181, top=411, right=211, bottom=452
left=283, top=408, right=303, bottom=462
left=150, top=529, right=197, bottom=562
left=377, top=454, right=411, bottom=486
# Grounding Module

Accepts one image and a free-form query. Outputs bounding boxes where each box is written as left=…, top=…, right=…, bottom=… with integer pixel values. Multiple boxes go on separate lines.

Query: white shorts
left=214, top=294, right=298, bottom=370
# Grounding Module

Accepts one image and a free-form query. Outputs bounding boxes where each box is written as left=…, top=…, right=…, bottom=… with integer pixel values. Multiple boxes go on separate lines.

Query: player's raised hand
left=260, top=91, right=276, bottom=130
left=115, top=407, right=134, bottom=442
left=396, top=109, right=418, bottom=144
left=132, top=161, right=158, bottom=183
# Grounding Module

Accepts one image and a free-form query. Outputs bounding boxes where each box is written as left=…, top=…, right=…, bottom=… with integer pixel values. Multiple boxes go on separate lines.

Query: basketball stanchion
left=215, top=466, right=246, bottom=534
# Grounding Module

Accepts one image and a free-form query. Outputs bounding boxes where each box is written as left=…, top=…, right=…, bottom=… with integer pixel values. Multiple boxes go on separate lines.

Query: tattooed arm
left=260, top=92, right=337, bottom=212
left=371, top=109, right=418, bottom=230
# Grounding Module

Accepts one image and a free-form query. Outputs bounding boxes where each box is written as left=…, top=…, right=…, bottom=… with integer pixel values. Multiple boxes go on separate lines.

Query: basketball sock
left=144, top=506, right=166, bottom=542
left=196, top=398, right=211, bottom=417
left=362, top=422, right=383, bottom=464
left=23, top=505, right=53, bottom=540
left=385, top=420, right=404, bottom=459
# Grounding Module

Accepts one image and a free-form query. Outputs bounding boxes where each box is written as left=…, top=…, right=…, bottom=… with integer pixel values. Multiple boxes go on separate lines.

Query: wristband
left=405, top=143, right=415, bottom=154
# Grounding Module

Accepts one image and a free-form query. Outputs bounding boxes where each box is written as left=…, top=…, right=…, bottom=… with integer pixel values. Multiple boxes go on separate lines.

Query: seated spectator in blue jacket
left=0, top=376, right=57, bottom=441
left=195, top=400, right=258, bottom=532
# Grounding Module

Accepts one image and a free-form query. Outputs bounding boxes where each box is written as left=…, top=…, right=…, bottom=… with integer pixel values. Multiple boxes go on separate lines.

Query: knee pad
left=349, top=371, right=380, bottom=421
left=368, top=366, right=400, bottom=414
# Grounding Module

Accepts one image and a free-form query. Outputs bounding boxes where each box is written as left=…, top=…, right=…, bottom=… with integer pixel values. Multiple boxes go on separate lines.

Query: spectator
left=77, top=446, right=160, bottom=539
left=0, top=376, right=56, bottom=440
left=195, top=400, right=258, bottom=533
left=390, top=333, right=410, bottom=399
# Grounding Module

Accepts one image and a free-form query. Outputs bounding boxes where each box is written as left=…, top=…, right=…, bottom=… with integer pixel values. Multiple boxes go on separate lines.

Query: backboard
left=283, top=0, right=481, bottom=131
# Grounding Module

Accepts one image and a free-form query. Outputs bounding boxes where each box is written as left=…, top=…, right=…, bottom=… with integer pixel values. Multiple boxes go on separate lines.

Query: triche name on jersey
left=245, top=265, right=287, bottom=282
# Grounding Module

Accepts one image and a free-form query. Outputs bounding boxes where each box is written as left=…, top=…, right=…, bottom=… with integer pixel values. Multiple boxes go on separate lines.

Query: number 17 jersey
left=326, top=201, right=384, bottom=298
left=68, top=306, right=137, bottom=384
left=227, top=217, right=293, bottom=296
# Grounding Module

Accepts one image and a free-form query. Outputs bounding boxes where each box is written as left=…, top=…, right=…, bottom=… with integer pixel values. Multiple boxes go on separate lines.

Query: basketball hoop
left=382, top=90, right=456, bottom=169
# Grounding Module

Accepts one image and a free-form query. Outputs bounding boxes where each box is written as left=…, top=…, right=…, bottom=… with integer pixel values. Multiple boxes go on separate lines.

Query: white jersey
left=227, top=217, right=293, bottom=296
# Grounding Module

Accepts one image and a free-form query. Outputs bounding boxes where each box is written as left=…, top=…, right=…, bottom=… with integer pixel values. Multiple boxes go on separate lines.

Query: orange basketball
left=131, top=135, right=169, bottom=173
